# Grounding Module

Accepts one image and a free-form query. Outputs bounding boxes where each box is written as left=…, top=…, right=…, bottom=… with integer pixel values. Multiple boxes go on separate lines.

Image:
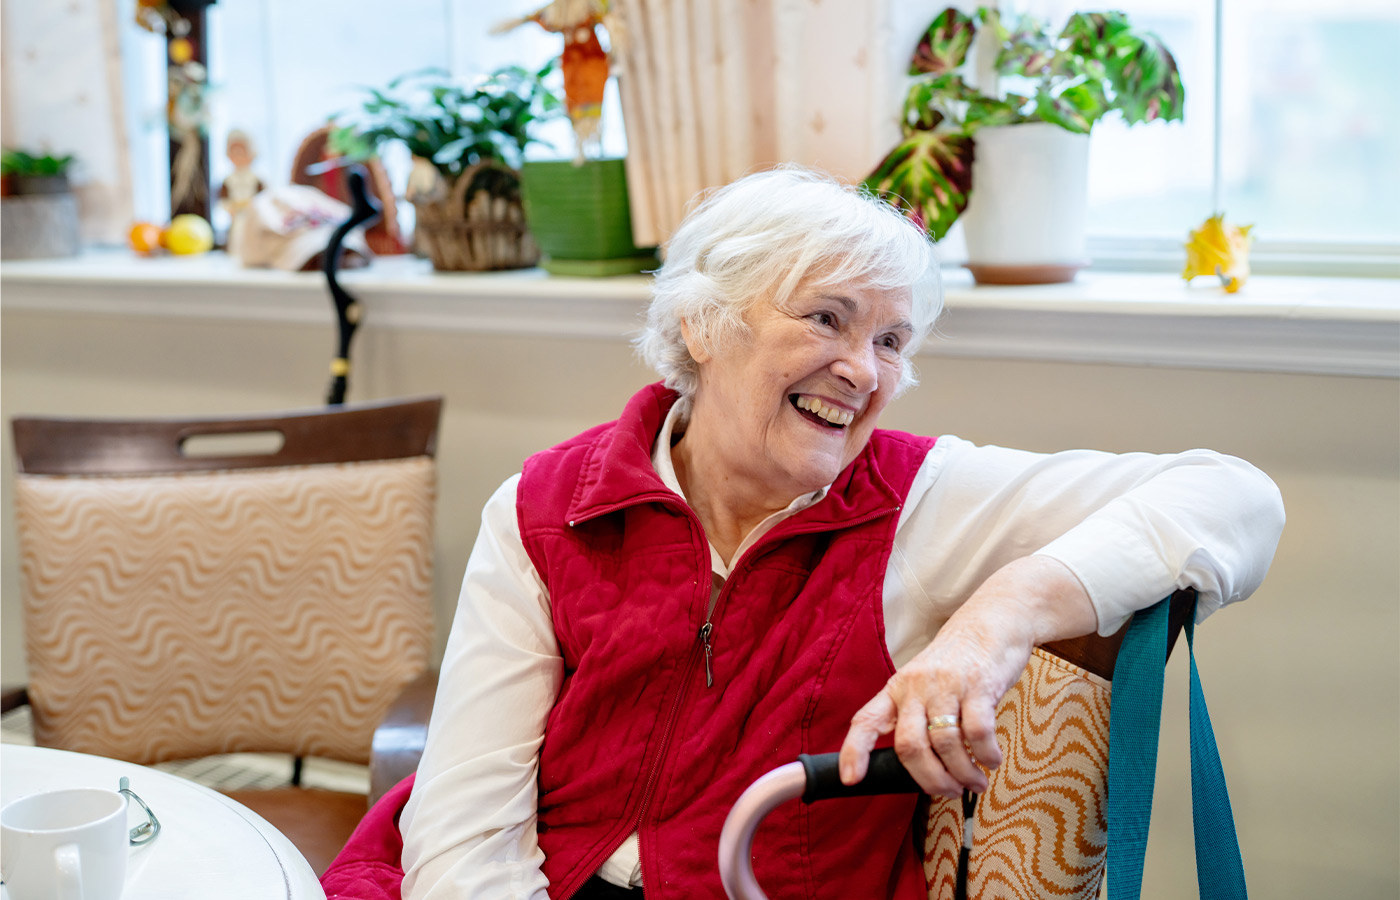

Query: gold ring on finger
left=927, top=715, right=960, bottom=731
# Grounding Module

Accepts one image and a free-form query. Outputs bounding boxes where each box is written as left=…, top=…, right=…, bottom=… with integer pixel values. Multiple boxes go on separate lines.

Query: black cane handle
left=798, top=748, right=921, bottom=802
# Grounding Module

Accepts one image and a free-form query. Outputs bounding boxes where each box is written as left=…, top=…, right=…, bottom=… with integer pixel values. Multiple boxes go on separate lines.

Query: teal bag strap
left=1107, top=595, right=1247, bottom=900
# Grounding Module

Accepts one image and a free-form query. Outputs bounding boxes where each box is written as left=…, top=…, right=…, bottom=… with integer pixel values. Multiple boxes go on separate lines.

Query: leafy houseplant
left=333, top=64, right=563, bottom=271
left=866, top=6, right=1184, bottom=250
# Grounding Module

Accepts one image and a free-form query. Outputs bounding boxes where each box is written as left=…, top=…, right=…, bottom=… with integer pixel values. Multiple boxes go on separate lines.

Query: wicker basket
left=413, top=162, right=539, bottom=271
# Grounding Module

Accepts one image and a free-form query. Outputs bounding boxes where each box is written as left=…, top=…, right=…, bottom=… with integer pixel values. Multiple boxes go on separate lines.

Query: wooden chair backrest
left=1042, top=587, right=1195, bottom=679
left=9, top=396, right=444, bottom=766
left=12, top=396, right=441, bottom=476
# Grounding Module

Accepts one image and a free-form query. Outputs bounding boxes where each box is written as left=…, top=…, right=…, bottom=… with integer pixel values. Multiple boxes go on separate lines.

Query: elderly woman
left=388, top=167, right=1283, bottom=900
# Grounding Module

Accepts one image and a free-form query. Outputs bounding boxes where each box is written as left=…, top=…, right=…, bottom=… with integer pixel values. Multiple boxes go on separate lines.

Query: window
left=119, top=0, right=627, bottom=237
left=1227, top=2, right=1398, bottom=243
left=122, top=0, right=1395, bottom=274
left=1027, top=0, right=1400, bottom=272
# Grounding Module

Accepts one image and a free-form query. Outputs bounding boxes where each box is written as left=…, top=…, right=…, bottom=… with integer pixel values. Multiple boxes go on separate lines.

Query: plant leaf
left=902, top=74, right=975, bottom=131
left=1058, top=79, right=1109, bottom=128
left=327, top=125, right=373, bottom=161
left=0, top=149, right=73, bottom=176
left=909, top=7, right=977, bottom=76
left=864, top=129, right=975, bottom=241
left=387, top=66, right=449, bottom=90
left=1033, top=89, right=1093, bottom=134
left=965, top=96, right=1027, bottom=131
left=903, top=80, right=947, bottom=131
left=976, top=6, right=1010, bottom=45
left=367, top=88, right=405, bottom=111
left=334, top=63, right=564, bottom=177
left=995, top=12, right=1055, bottom=77
left=1105, top=30, right=1185, bottom=124
left=1060, top=11, right=1133, bottom=58
left=432, top=136, right=476, bottom=167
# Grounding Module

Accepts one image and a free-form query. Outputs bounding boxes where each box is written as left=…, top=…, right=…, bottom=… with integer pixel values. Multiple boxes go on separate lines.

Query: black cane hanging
left=321, top=166, right=380, bottom=405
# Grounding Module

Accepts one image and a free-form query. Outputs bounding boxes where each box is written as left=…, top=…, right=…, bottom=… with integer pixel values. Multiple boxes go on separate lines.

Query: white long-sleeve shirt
left=401, top=406, right=1284, bottom=900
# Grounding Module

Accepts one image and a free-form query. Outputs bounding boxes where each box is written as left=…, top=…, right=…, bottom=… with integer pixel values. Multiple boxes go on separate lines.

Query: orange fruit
left=128, top=222, right=163, bottom=254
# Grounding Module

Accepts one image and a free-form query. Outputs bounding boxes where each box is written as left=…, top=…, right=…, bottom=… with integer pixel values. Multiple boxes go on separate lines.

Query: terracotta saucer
left=964, top=261, right=1089, bottom=285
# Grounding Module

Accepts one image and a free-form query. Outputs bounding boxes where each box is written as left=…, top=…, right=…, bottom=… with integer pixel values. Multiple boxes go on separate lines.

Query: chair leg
left=1, top=686, right=30, bottom=714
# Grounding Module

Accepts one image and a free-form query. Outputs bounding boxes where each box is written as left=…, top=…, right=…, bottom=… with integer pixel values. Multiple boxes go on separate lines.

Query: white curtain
left=610, top=0, right=947, bottom=247
left=1, top=0, right=135, bottom=243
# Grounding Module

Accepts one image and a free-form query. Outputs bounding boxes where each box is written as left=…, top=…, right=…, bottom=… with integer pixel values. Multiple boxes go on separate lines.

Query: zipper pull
left=699, top=622, right=714, bottom=687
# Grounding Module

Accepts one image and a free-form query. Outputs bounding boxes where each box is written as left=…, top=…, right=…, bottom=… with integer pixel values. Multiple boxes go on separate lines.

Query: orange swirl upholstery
left=922, top=648, right=1112, bottom=900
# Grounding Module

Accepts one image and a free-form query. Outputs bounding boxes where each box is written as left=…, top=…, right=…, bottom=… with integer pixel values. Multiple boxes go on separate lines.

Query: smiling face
left=679, top=279, right=914, bottom=508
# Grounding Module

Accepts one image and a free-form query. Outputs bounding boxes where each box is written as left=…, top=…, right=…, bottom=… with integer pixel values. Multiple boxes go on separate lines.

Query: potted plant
left=333, top=63, right=561, bottom=271
left=866, top=7, right=1185, bottom=284
left=499, top=1, right=658, bottom=276
left=519, top=155, right=655, bottom=276
left=1, top=149, right=81, bottom=260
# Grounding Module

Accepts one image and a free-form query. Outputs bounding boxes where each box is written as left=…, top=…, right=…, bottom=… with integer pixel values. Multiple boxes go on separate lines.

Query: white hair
left=635, top=164, right=942, bottom=398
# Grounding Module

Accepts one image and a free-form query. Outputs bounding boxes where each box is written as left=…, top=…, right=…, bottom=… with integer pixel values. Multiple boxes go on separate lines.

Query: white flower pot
left=960, top=122, right=1090, bottom=284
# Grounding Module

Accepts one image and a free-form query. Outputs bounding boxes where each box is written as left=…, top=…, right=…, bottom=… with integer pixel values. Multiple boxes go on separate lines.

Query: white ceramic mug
left=1, top=787, right=128, bottom=900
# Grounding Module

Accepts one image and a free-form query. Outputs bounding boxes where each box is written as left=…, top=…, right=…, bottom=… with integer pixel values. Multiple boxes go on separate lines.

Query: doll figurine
left=496, top=0, right=619, bottom=161
left=218, top=129, right=265, bottom=236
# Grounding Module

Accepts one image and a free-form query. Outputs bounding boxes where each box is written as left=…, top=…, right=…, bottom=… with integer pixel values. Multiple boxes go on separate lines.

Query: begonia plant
left=866, top=6, right=1185, bottom=240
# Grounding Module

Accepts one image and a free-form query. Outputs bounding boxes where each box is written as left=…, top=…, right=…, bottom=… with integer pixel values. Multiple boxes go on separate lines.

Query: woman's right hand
left=838, top=555, right=1098, bottom=797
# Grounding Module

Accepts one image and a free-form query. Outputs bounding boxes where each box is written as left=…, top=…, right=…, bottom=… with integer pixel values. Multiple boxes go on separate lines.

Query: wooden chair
left=3, top=397, right=443, bottom=876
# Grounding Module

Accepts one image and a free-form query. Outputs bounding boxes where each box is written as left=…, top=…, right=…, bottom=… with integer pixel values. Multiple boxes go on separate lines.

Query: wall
left=0, top=0, right=134, bottom=242
left=2, top=308, right=1396, bottom=899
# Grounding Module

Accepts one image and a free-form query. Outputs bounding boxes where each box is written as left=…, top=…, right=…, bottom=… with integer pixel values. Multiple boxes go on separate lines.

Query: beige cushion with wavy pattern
left=14, top=457, right=435, bottom=766
left=923, top=647, right=1112, bottom=900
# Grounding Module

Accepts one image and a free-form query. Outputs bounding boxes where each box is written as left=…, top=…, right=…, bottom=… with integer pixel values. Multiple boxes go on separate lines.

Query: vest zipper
left=559, top=495, right=902, bottom=897
left=602, top=637, right=703, bottom=900
left=621, top=512, right=716, bottom=896
left=699, top=621, right=714, bottom=687
left=698, top=571, right=723, bottom=688
left=694, top=500, right=900, bottom=692
left=558, top=640, right=702, bottom=900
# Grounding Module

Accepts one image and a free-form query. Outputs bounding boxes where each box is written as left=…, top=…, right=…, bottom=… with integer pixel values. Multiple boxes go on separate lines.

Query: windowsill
left=2, top=249, right=1397, bottom=378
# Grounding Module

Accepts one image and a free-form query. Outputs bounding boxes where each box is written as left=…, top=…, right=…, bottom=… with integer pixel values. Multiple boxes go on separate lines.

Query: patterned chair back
left=10, top=398, right=441, bottom=767
left=920, top=591, right=1193, bottom=899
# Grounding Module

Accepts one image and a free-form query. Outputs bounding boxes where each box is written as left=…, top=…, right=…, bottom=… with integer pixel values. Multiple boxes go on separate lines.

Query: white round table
left=1, top=745, right=325, bottom=899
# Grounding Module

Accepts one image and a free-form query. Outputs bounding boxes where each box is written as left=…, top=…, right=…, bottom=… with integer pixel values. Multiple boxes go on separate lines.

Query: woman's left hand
left=837, top=556, right=1098, bottom=797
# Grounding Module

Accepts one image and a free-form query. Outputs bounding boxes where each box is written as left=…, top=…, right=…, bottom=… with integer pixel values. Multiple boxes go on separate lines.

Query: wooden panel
left=12, top=396, right=442, bottom=475
left=369, top=668, right=439, bottom=807
left=1041, top=588, right=1196, bottom=681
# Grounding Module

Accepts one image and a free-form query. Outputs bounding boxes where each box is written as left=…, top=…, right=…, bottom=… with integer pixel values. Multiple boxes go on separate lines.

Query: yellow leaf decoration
left=1183, top=214, right=1254, bottom=293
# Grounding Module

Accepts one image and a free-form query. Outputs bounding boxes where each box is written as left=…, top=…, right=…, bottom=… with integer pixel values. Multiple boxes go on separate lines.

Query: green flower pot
left=520, top=158, right=657, bottom=276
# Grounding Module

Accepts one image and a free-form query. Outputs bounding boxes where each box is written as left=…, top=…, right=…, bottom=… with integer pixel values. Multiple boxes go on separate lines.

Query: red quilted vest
left=518, top=383, right=936, bottom=900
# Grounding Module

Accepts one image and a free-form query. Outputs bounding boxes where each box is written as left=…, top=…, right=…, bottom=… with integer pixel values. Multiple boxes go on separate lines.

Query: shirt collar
left=650, top=397, right=832, bottom=577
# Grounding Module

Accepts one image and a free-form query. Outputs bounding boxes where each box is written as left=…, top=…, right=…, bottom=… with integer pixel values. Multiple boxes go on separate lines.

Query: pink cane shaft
left=716, top=762, right=807, bottom=900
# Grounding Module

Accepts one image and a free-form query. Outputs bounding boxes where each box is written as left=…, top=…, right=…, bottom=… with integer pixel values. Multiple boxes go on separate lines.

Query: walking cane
left=317, top=165, right=380, bottom=406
